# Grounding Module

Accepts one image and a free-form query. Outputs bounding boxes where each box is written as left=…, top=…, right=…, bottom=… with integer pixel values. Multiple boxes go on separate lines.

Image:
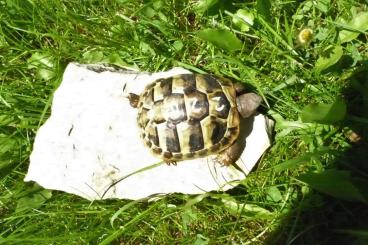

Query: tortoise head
left=236, top=93, right=262, bottom=118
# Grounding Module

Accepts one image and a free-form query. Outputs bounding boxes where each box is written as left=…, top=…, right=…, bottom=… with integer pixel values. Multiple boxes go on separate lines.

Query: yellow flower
left=297, top=28, right=314, bottom=45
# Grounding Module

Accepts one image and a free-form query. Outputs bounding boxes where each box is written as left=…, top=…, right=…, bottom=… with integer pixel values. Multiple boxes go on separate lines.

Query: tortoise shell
left=136, top=74, right=240, bottom=162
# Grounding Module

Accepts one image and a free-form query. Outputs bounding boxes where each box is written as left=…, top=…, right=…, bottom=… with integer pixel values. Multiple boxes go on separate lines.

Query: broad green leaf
left=301, top=99, right=347, bottom=124
left=232, top=9, right=254, bottom=32
left=314, top=27, right=329, bottom=41
left=182, top=195, right=208, bottom=235
left=222, top=197, right=273, bottom=219
left=141, top=6, right=156, bottom=18
left=82, top=51, right=135, bottom=69
left=82, top=50, right=104, bottom=63
left=27, top=53, right=54, bottom=69
left=140, top=42, right=156, bottom=55
left=266, top=186, right=283, bottom=202
left=272, top=75, right=297, bottom=92
left=105, top=53, right=132, bottom=68
left=339, top=12, right=368, bottom=43
left=195, top=0, right=234, bottom=15
left=195, top=0, right=219, bottom=13
left=267, top=110, right=311, bottom=137
left=157, top=11, right=167, bottom=22
left=346, top=42, right=363, bottom=65
left=182, top=208, right=198, bottom=223
left=152, top=0, right=164, bottom=10
left=297, top=170, right=367, bottom=203
left=315, top=45, right=343, bottom=72
left=193, top=234, right=209, bottom=245
left=193, top=234, right=210, bottom=245
left=184, top=194, right=209, bottom=208
left=110, top=199, right=141, bottom=228
left=182, top=208, right=198, bottom=235
left=257, top=0, right=271, bottom=21
left=272, top=148, right=331, bottom=172
left=16, top=189, right=52, bottom=212
left=197, top=29, right=242, bottom=51
left=0, top=115, right=14, bottom=126
left=315, top=0, right=330, bottom=13
left=273, top=155, right=311, bottom=172
left=27, top=52, right=56, bottom=81
left=173, top=40, right=184, bottom=51
left=0, top=134, right=18, bottom=156
left=335, top=229, right=368, bottom=239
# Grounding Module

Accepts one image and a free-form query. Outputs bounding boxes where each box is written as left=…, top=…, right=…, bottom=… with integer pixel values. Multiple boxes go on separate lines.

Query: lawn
left=1, top=0, right=368, bottom=244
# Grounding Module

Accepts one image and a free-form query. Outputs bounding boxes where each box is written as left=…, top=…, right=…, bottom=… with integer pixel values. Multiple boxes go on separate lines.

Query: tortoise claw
left=165, top=161, right=177, bottom=166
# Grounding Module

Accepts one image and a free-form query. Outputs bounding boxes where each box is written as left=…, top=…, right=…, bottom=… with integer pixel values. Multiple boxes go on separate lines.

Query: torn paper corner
left=25, top=63, right=273, bottom=201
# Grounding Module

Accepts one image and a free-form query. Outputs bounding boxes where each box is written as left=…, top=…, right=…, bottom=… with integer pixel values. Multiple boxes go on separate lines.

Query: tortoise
left=128, top=73, right=262, bottom=165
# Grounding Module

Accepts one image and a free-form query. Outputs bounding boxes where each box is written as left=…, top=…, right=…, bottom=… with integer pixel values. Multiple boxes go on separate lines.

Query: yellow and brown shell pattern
left=136, top=74, right=240, bottom=163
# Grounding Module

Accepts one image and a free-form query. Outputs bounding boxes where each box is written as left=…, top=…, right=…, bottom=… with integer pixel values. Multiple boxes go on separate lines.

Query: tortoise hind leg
left=214, top=140, right=244, bottom=166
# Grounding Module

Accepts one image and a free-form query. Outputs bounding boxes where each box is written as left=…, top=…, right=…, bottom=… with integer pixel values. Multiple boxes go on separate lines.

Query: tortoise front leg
left=128, top=93, right=140, bottom=108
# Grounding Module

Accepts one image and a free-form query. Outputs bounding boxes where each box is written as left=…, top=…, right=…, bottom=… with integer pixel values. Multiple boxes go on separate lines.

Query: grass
left=1, top=0, right=368, bottom=244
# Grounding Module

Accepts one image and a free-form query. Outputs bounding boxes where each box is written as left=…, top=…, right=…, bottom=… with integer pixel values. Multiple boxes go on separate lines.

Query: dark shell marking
left=136, top=74, right=239, bottom=161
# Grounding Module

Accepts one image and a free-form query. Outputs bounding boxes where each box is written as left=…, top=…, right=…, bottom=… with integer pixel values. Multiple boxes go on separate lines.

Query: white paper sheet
left=25, top=63, right=273, bottom=200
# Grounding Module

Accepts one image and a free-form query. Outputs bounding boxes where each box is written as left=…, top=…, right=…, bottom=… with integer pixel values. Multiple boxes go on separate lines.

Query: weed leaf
left=315, top=0, right=330, bottom=13
left=197, top=28, right=242, bottom=51
left=297, top=170, right=367, bottom=203
left=110, top=200, right=141, bottom=228
left=193, top=234, right=210, bottom=245
left=195, top=0, right=219, bottom=13
left=266, top=186, right=283, bottom=202
left=27, top=52, right=56, bottom=81
left=82, top=50, right=104, bottom=63
left=232, top=9, right=254, bottom=32
left=272, top=148, right=331, bottom=172
left=257, top=0, right=271, bottom=21
left=222, top=197, right=273, bottom=219
left=195, top=0, right=234, bottom=14
left=273, top=154, right=312, bottom=172
left=301, top=99, right=346, bottom=124
left=141, top=6, right=156, bottom=18
left=339, top=12, right=368, bottom=43
left=173, top=40, right=184, bottom=51
left=182, top=208, right=198, bottom=235
left=315, top=45, right=343, bottom=73
left=16, top=189, right=52, bottom=212
left=335, top=229, right=368, bottom=239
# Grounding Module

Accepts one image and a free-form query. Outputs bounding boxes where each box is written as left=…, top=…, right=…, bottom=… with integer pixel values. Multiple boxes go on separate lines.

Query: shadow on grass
left=265, top=64, right=368, bottom=244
